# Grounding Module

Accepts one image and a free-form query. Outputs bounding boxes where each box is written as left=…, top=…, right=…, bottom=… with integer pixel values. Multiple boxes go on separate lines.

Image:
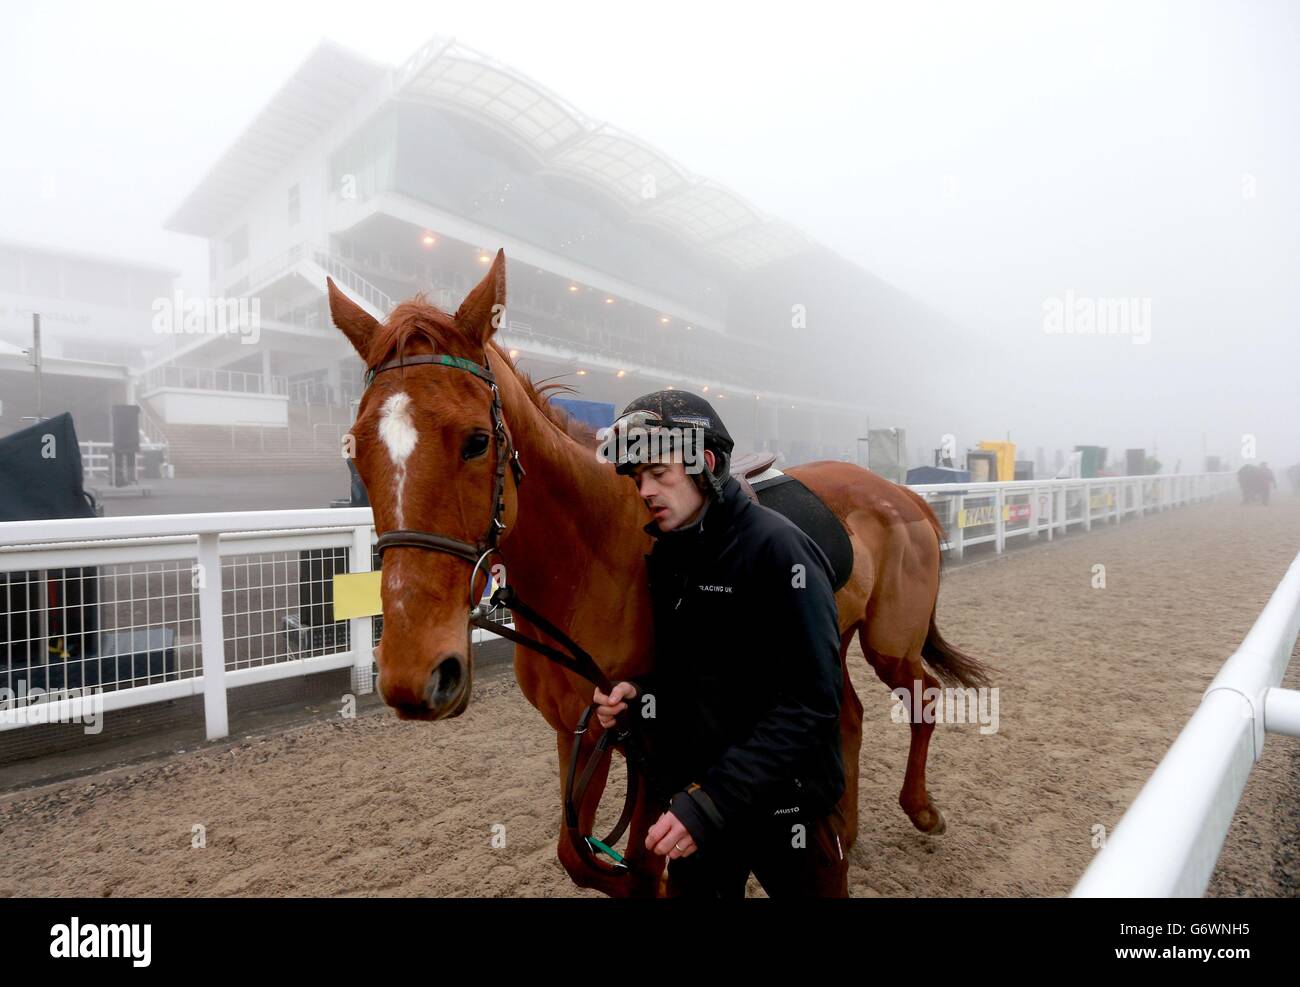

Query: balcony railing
left=140, top=364, right=288, bottom=396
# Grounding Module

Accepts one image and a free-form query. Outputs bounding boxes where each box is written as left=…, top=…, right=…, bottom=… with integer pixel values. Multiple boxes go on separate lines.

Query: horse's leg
left=858, top=626, right=946, bottom=834
left=552, top=727, right=662, bottom=898
left=837, top=628, right=864, bottom=853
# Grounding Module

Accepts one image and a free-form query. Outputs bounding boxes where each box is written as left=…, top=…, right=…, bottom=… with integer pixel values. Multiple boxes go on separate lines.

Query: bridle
left=366, top=351, right=524, bottom=569
left=362, top=347, right=660, bottom=873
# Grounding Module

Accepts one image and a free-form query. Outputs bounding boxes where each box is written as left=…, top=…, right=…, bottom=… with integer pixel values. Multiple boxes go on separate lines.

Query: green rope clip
left=585, top=836, right=628, bottom=868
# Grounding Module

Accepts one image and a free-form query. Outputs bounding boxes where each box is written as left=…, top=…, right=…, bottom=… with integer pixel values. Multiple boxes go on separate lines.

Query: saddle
left=730, top=451, right=781, bottom=500
left=730, top=452, right=854, bottom=592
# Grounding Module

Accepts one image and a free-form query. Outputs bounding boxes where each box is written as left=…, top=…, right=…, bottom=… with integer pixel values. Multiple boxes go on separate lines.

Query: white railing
left=286, top=378, right=364, bottom=408
left=0, top=471, right=1238, bottom=753
left=311, top=250, right=394, bottom=316
left=908, top=472, right=1237, bottom=560
left=139, top=364, right=289, bottom=397
left=1072, top=549, right=1300, bottom=897
left=79, top=440, right=169, bottom=484
left=0, top=509, right=510, bottom=742
left=80, top=442, right=112, bottom=482
left=244, top=241, right=307, bottom=294
left=135, top=399, right=170, bottom=447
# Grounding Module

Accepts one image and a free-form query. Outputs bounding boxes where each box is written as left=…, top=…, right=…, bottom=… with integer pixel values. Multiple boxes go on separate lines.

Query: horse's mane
left=367, top=295, right=599, bottom=450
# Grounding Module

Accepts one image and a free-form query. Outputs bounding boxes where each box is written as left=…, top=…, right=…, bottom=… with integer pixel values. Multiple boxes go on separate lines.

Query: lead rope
left=469, top=581, right=663, bottom=869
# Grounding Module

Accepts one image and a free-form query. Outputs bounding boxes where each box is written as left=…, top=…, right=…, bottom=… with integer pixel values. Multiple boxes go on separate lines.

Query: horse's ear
left=327, top=277, right=380, bottom=358
left=455, top=248, right=507, bottom=345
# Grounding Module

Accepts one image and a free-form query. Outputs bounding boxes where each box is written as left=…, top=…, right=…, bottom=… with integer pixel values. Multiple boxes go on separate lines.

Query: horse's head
left=328, top=250, right=518, bottom=721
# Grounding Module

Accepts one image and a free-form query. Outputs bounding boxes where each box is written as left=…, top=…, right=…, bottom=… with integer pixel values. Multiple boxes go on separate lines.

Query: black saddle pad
left=752, top=475, right=853, bottom=592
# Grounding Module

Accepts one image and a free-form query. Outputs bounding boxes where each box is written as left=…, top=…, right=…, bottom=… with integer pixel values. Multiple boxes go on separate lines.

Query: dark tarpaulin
left=0, top=412, right=98, bottom=522
left=0, top=413, right=102, bottom=680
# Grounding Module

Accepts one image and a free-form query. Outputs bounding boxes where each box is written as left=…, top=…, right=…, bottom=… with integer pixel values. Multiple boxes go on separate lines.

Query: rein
left=364, top=348, right=656, bottom=872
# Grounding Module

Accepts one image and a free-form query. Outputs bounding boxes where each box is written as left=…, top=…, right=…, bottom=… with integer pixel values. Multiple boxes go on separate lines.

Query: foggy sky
left=2, top=0, right=1297, bottom=472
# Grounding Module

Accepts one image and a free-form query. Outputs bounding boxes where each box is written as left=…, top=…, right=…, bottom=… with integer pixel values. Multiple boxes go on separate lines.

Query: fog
left=2, top=0, right=1297, bottom=476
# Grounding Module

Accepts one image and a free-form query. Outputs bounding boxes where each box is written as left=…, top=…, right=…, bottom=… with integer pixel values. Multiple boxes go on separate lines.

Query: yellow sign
left=958, top=505, right=998, bottom=528
left=332, top=571, right=383, bottom=620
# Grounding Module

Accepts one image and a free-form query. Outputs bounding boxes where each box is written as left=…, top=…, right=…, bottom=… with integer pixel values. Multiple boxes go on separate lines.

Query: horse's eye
left=462, top=433, right=491, bottom=460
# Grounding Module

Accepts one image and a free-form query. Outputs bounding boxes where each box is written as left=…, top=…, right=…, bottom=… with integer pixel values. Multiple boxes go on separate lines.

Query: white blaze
left=379, top=390, right=417, bottom=531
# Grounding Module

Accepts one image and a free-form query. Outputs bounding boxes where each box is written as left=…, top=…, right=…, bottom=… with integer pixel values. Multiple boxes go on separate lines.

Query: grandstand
left=155, top=36, right=970, bottom=473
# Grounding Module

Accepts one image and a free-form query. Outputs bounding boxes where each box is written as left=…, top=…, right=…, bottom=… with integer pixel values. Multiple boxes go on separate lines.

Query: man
left=593, top=390, right=849, bottom=898
left=1259, top=462, right=1276, bottom=505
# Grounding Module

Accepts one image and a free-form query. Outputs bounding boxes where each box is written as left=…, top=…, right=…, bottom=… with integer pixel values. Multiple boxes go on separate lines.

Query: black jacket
left=630, top=475, right=845, bottom=848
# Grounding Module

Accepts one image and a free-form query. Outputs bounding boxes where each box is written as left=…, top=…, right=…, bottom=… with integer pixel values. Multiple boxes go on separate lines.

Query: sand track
left=2, top=498, right=1297, bottom=897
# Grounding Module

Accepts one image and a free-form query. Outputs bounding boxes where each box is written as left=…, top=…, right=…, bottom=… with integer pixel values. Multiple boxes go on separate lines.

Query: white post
left=1083, top=482, right=1092, bottom=531
left=995, top=486, right=1005, bottom=554
left=197, top=532, right=229, bottom=740
left=350, top=524, right=376, bottom=696
left=951, top=493, right=965, bottom=561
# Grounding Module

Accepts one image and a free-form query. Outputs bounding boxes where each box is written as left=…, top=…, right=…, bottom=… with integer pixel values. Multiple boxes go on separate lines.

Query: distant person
left=1258, top=462, right=1276, bottom=506
left=1237, top=464, right=1260, bottom=504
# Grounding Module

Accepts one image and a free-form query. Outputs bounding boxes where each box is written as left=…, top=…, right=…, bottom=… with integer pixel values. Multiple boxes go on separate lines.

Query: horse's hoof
left=914, top=806, right=946, bottom=835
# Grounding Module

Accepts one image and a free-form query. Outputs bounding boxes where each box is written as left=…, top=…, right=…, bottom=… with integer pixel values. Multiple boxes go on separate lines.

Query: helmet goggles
left=603, top=410, right=707, bottom=476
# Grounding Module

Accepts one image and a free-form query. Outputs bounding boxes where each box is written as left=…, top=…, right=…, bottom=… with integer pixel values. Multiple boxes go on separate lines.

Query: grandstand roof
left=164, top=42, right=388, bottom=236
left=0, top=236, right=180, bottom=278
left=165, top=37, right=815, bottom=272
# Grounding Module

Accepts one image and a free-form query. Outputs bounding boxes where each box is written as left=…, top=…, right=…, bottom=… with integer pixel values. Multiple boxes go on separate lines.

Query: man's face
left=631, top=450, right=715, bottom=531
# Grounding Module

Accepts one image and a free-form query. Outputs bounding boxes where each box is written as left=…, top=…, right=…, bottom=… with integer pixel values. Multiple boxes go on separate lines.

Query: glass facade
left=330, top=104, right=726, bottom=315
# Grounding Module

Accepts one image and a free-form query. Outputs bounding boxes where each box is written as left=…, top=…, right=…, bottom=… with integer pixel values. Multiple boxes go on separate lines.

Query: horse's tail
left=922, top=612, right=993, bottom=689
left=899, top=484, right=996, bottom=690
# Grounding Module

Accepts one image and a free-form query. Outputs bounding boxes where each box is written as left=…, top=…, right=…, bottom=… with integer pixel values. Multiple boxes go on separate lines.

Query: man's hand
left=593, top=681, right=637, bottom=730
left=646, top=810, right=697, bottom=859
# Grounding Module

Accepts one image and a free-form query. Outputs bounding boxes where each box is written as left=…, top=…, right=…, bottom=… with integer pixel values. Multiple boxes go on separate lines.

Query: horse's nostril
left=426, top=654, right=465, bottom=708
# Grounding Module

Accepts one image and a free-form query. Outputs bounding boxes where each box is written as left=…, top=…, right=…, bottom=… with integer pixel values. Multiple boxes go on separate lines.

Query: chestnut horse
left=328, top=250, right=991, bottom=898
